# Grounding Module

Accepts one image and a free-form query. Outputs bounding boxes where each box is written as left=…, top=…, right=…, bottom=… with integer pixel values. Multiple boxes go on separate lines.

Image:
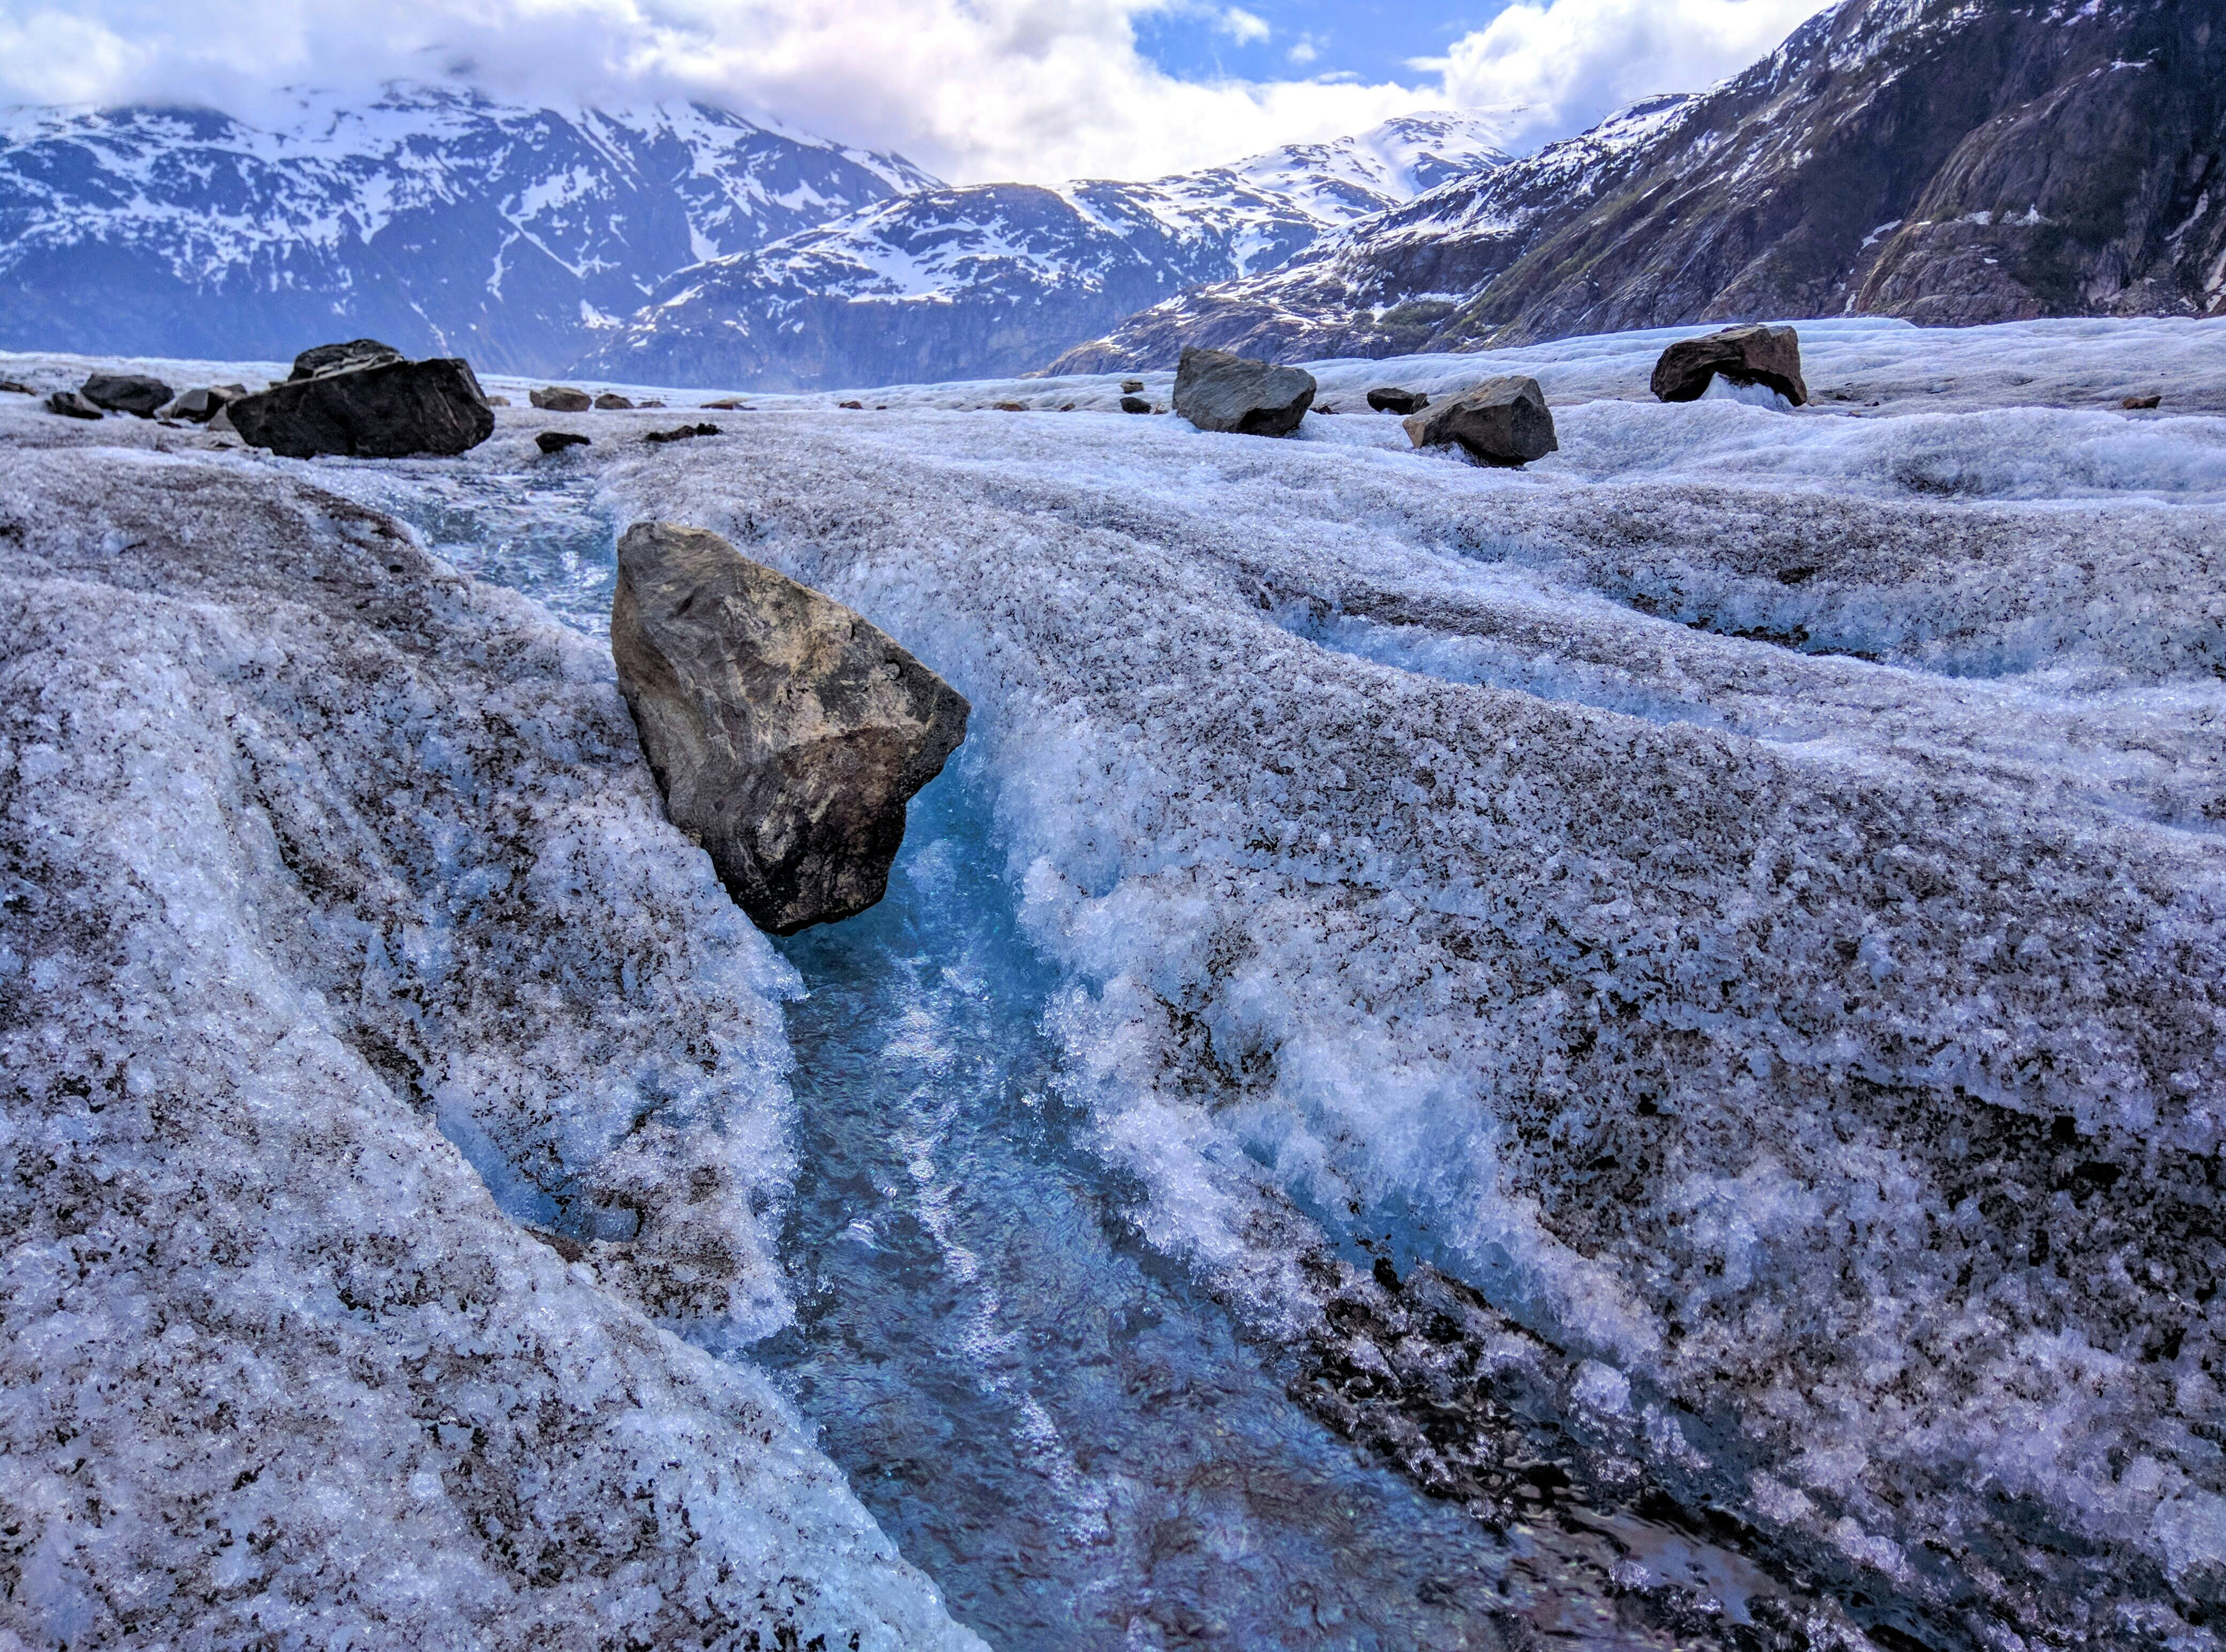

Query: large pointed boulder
left=1650, top=324, right=1809, bottom=405
left=1172, top=347, right=1316, bottom=437
left=1403, top=376, right=1558, bottom=466
left=225, top=351, right=495, bottom=458
left=611, top=522, right=970, bottom=935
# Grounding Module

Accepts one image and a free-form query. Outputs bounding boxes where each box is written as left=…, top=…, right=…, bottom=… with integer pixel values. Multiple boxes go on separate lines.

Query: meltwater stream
left=353, top=461, right=1827, bottom=1652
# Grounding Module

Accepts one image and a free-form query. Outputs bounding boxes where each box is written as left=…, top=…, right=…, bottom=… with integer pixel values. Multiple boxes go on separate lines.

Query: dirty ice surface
left=2, top=314, right=2224, bottom=1652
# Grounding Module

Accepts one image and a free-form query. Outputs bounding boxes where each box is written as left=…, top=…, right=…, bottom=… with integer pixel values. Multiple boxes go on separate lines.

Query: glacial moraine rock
left=1650, top=324, right=1809, bottom=406
left=536, top=430, right=591, bottom=454
left=1366, top=386, right=1429, bottom=414
left=611, top=521, right=970, bottom=934
left=225, top=356, right=496, bottom=458
left=45, top=391, right=103, bottom=420
left=1120, top=395, right=1152, bottom=414
left=1172, top=346, right=1315, bottom=437
left=289, top=339, right=403, bottom=380
left=0, top=378, right=32, bottom=394
left=532, top=385, right=593, bottom=412
left=159, top=386, right=238, bottom=423
left=80, top=373, right=172, bottom=417
left=1403, top=375, right=1558, bottom=466
left=594, top=392, right=635, bottom=410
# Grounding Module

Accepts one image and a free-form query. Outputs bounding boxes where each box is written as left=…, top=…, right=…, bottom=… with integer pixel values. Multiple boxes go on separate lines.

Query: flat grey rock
left=611, top=521, right=970, bottom=934
left=532, top=385, right=593, bottom=412
left=1172, top=347, right=1315, bottom=437
left=1402, top=376, right=1558, bottom=466
left=288, top=339, right=403, bottom=380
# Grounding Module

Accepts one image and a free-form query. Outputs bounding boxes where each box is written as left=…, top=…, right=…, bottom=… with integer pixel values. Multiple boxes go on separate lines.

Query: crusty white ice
left=2, top=315, right=2223, bottom=1649
left=0, top=445, right=982, bottom=1648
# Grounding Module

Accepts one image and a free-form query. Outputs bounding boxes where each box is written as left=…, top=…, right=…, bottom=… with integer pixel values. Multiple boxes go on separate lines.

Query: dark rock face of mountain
left=0, top=88, right=935, bottom=375
left=1054, top=0, right=2226, bottom=372
left=578, top=116, right=1509, bottom=391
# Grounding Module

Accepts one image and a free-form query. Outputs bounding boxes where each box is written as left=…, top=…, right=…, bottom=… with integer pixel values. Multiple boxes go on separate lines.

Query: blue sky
left=1134, top=1, right=1512, bottom=87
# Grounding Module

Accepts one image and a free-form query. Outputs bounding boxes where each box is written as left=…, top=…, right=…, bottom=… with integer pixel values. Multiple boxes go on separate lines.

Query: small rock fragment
left=594, top=392, right=635, bottom=410
left=837, top=400, right=865, bottom=410
left=1120, top=379, right=1146, bottom=393
left=536, top=430, right=592, bottom=454
left=1172, top=347, right=1315, bottom=437
left=1366, top=386, right=1429, bottom=414
left=2123, top=393, right=2162, bottom=410
left=1120, top=395, right=1152, bottom=415
left=993, top=401, right=1026, bottom=412
left=611, top=521, right=970, bottom=934
left=0, top=378, right=33, bottom=394
left=81, top=372, right=173, bottom=417
left=702, top=397, right=746, bottom=410
left=485, top=394, right=512, bottom=407
left=1650, top=324, right=1809, bottom=405
left=46, top=390, right=104, bottom=420
left=159, top=386, right=237, bottom=423
left=1404, top=376, right=1558, bottom=467
left=531, top=385, right=594, bottom=412
left=643, top=423, right=720, bottom=445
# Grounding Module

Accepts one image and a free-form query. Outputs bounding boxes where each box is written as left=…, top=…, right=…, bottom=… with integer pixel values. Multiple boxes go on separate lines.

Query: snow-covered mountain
left=0, top=86, right=937, bottom=373
left=1054, top=0, right=2226, bottom=370
left=577, top=114, right=1510, bottom=391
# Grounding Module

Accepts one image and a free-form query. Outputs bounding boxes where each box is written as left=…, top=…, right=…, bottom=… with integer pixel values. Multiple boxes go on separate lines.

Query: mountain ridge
left=1051, top=0, right=2226, bottom=371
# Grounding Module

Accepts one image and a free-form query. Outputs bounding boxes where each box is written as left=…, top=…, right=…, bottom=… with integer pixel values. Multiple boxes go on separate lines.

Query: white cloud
left=0, top=0, right=1837, bottom=184
left=1423, top=0, right=1837, bottom=151
left=1216, top=6, right=1269, bottom=45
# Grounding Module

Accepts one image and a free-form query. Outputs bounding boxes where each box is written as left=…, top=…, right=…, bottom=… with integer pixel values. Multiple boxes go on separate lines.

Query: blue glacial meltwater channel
left=354, top=460, right=1819, bottom=1652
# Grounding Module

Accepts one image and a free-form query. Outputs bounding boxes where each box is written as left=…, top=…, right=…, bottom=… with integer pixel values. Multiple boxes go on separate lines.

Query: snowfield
left=2, top=315, right=2223, bottom=1650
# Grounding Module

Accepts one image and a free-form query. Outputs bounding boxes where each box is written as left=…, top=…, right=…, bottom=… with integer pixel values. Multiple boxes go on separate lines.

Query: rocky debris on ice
left=1402, top=374, right=1558, bottom=466
left=595, top=392, right=635, bottom=410
left=79, top=371, right=172, bottom=417
left=1173, top=346, right=1316, bottom=437
left=611, top=521, right=970, bottom=934
left=159, top=384, right=243, bottom=423
left=1120, top=395, right=1152, bottom=414
left=227, top=351, right=495, bottom=458
left=536, top=429, right=591, bottom=454
left=44, top=389, right=102, bottom=420
left=597, top=343, right=2226, bottom=1646
left=1651, top=324, right=1810, bottom=406
left=532, top=385, right=593, bottom=412
left=0, top=446, right=984, bottom=1650
left=644, top=422, right=721, bottom=445
left=289, top=338, right=403, bottom=380
left=1367, top=385, right=1429, bottom=414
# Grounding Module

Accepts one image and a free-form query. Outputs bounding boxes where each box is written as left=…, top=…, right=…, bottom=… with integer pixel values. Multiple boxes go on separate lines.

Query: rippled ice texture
left=591, top=322, right=2225, bottom=1651
left=3, top=316, right=2224, bottom=1651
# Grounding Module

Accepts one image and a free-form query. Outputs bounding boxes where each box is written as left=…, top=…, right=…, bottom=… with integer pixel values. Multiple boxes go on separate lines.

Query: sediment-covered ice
left=0, top=447, right=981, bottom=1648
left=588, top=332, right=2225, bottom=1649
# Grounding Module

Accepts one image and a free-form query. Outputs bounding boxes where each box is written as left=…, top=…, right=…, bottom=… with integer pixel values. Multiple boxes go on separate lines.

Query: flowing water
left=353, top=459, right=1831, bottom=1652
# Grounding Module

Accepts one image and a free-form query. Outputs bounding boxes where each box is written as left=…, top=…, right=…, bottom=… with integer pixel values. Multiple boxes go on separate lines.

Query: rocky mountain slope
left=1054, top=0, right=2226, bottom=371
left=577, top=114, right=1509, bottom=391
left=0, top=86, right=935, bottom=374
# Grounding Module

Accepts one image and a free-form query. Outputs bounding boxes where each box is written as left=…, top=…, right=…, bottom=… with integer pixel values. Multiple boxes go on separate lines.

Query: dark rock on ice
left=1651, top=324, right=1809, bottom=406
left=1403, top=376, right=1558, bottom=466
left=1120, top=395, right=1152, bottom=414
left=1366, top=386, right=1429, bottom=414
left=611, top=521, right=970, bottom=934
left=0, top=378, right=33, bottom=394
left=160, top=386, right=237, bottom=423
left=837, top=399, right=865, bottom=410
left=289, top=338, right=402, bottom=380
left=45, top=390, right=103, bottom=419
left=594, top=392, right=635, bottom=410
left=531, top=385, right=593, bottom=412
left=536, top=430, right=591, bottom=454
left=643, top=422, right=720, bottom=445
left=226, top=356, right=496, bottom=458
left=80, top=372, right=172, bottom=417
left=1173, top=346, right=1315, bottom=437
left=1121, top=379, right=1146, bottom=393
left=2124, top=393, right=2162, bottom=410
